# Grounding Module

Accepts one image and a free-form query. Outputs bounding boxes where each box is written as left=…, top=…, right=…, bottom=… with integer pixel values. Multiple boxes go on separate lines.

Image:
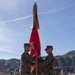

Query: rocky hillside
left=55, top=50, right=75, bottom=72
left=63, top=50, right=75, bottom=57
left=0, top=50, right=75, bottom=72
left=0, top=58, right=20, bottom=71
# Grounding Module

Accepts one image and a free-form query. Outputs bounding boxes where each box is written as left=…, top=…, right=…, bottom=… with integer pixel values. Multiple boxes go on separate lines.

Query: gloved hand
left=31, top=61, right=35, bottom=65
left=37, top=57, right=44, bottom=62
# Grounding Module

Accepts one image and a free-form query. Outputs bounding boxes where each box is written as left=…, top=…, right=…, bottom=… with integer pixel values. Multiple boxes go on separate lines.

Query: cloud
left=39, top=3, right=75, bottom=14
left=0, top=0, right=23, bottom=14
left=0, top=20, right=21, bottom=60
left=0, top=49, right=20, bottom=59
left=0, top=20, right=11, bottom=43
left=0, top=0, right=19, bottom=10
left=0, top=47, right=20, bottom=54
left=0, top=15, right=32, bottom=24
left=40, top=15, right=75, bottom=24
left=0, top=3, right=75, bottom=24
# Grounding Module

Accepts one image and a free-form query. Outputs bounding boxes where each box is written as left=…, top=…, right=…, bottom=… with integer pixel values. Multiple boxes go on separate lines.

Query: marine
left=20, top=43, right=35, bottom=75
left=38, top=45, right=55, bottom=75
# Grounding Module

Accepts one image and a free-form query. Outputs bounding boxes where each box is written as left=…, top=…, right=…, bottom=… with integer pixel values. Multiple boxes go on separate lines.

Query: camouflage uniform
left=32, top=62, right=42, bottom=75
left=39, top=53, right=55, bottom=75
left=30, top=56, right=44, bottom=75
left=20, top=52, right=34, bottom=75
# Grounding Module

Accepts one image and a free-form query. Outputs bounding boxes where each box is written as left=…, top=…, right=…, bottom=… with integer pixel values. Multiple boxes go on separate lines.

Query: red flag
left=29, top=2, right=41, bottom=57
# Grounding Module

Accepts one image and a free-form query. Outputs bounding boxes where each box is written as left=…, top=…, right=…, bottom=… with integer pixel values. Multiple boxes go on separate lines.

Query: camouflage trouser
left=41, top=72, right=54, bottom=75
left=32, top=68, right=41, bottom=75
left=21, top=72, right=31, bottom=75
left=41, top=70, right=54, bottom=75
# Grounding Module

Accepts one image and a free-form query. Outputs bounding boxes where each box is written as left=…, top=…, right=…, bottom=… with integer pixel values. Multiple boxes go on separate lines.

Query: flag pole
left=34, top=2, right=38, bottom=75
left=35, top=50, right=38, bottom=75
left=30, top=2, right=40, bottom=75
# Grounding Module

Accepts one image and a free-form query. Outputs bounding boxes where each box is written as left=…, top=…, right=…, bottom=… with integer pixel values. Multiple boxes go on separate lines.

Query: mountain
left=0, top=58, right=20, bottom=71
left=0, top=50, right=75, bottom=72
left=63, top=50, right=75, bottom=57
left=55, top=50, right=75, bottom=72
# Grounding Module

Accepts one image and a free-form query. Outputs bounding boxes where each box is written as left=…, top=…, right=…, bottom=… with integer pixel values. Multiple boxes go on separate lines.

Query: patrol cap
left=24, top=43, right=31, bottom=47
left=45, top=45, right=53, bottom=50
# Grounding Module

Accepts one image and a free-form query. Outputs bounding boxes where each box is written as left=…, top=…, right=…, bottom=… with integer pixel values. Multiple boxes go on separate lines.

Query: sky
left=0, top=0, right=75, bottom=59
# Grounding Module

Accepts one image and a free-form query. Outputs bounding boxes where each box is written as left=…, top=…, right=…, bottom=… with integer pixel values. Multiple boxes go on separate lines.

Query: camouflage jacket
left=20, top=52, right=34, bottom=73
left=39, top=53, right=55, bottom=74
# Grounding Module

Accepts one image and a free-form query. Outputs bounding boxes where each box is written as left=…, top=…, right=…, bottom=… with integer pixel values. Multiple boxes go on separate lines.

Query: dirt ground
left=0, top=72, right=9, bottom=75
left=0, top=71, right=18, bottom=75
